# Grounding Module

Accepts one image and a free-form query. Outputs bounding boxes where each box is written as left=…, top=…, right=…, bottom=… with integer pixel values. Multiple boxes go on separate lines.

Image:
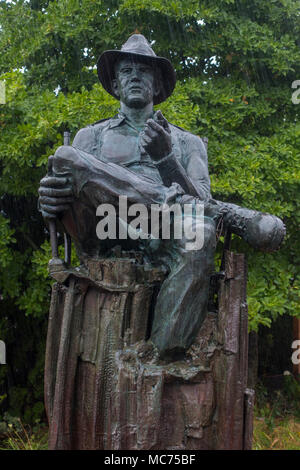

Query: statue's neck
left=120, top=102, right=154, bottom=130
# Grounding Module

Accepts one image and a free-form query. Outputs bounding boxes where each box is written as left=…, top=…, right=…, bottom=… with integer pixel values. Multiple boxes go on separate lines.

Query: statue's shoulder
left=168, top=122, right=190, bottom=134
left=89, top=117, right=112, bottom=129
left=72, top=118, right=111, bottom=150
left=84, top=117, right=112, bottom=135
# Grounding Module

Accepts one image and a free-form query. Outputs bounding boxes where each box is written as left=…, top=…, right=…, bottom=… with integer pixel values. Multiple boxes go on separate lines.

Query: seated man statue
left=38, top=34, right=285, bottom=359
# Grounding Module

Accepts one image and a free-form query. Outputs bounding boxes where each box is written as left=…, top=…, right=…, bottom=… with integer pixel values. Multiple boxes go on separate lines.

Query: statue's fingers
left=155, top=110, right=165, bottom=121
left=141, top=141, right=151, bottom=152
left=164, top=122, right=171, bottom=134
left=146, top=119, right=164, bottom=134
left=39, top=176, right=69, bottom=187
left=143, top=126, right=157, bottom=139
left=155, top=110, right=171, bottom=133
left=140, top=134, right=152, bottom=146
left=39, top=196, right=73, bottom=206
left=38, top=187, right=73, bottom=197
left=41, top=210, right=57, bottom=220
left=147, top=119, right=170, bottom=137
left=40, top=204, right=71, bottom=214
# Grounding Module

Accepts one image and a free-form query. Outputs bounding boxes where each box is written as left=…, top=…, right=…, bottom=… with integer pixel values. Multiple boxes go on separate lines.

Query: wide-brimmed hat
left=97, top=34, right=176, bottom=105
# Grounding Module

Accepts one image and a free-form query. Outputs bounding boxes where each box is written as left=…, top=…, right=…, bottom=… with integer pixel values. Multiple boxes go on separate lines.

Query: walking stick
left=63, top=132, right=72, bottom=267
left=48, top=131, right=72, bottom=273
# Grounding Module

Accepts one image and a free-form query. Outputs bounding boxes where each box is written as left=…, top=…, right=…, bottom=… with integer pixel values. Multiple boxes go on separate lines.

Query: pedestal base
left=44, top=252, right=254, bottom=450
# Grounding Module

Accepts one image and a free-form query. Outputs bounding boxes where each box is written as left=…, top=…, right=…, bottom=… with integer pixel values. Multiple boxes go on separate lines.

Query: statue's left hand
left=38, top=175, right=73, bottom=220
left=141, top=110, right=172, bottom=161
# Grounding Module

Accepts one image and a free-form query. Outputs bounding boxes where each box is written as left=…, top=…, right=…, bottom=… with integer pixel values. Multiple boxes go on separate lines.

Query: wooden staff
left=63, top=132, right=72, bottom=267
left=48, top=131, right=72, bottom=268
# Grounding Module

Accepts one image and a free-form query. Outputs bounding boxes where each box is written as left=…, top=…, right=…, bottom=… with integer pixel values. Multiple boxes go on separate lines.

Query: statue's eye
left=120, top=68, right=131, bottom=75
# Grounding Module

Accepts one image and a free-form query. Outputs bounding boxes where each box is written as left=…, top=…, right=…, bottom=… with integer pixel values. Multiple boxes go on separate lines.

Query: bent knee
left=54, top=145, right=77, bottom=161
left=53, top=145, right=83, bottom=175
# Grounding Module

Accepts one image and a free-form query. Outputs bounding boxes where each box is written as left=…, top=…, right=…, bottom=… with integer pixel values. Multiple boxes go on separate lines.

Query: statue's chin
left=126, top=99, right=151, bottom=109
left=123, top=93, right=153, bottom=109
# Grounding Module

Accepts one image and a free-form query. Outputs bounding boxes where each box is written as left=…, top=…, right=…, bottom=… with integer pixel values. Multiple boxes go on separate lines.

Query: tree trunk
left=45, top=251, right=254, bottom=450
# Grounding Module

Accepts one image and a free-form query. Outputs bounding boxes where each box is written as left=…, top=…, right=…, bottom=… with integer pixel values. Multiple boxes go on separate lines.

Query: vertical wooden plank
left=214, top=251, right=250, bottom=450
left=48, top=277, right=79, bottom=450
left=243, top=388, right=255, bottom=450
left=44, top=283, right=65, bottom=423
left=130, top=286, right=153, bottom=343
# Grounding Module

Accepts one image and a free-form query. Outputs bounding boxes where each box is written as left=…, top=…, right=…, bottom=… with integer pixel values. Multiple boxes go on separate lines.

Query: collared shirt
left=72, top=111, right=211, bottom=201
left=97, top=112, right=163, bottom=184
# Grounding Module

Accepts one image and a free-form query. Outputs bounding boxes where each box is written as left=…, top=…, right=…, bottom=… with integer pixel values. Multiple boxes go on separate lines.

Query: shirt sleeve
left=72, top=126, right=99, bottom=156
left=180, top=132, right=211, bottom=201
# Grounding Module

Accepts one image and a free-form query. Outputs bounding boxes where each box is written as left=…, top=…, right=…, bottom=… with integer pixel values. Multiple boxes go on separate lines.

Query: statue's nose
left=130, top=68, right=140, bottom=80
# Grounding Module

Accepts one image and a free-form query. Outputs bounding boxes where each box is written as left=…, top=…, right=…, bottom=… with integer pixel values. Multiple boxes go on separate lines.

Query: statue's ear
left=153, top=83, right=161, bottom=98
left=112, top=79, right=120, bottom=98
left=154, top=69, right=163, bottom=98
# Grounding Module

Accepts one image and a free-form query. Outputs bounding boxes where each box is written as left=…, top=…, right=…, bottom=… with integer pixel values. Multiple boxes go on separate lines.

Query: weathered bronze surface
left=39, top=34, right=285, bottom=450
left=45, top=251, right=253, bottom=449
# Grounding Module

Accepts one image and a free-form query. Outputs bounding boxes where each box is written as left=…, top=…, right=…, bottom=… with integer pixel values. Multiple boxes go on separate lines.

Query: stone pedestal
left=44, top=251, right=254, bottom=450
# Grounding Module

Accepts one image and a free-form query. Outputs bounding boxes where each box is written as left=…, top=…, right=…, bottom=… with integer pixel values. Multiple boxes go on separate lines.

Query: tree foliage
left=0, top=0, right=299, bottom=421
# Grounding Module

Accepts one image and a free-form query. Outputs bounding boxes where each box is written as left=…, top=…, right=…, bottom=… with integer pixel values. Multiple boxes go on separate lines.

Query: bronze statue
left=39, top=34, right=285, bottom=357
left=38, top=35, right=285, bottom=449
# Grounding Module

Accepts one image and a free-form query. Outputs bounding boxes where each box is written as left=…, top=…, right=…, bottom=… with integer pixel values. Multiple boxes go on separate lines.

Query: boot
left=213, top=200, right=286, bottom=252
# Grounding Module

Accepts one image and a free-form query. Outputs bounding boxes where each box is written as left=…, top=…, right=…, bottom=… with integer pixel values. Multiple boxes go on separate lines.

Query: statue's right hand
left=38, top=175, right=74, bottom=220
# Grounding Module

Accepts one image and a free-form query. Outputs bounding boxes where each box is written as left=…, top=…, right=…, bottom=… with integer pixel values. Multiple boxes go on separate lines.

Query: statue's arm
left=182, top=134, right=211, bottom=201
left=38, top=126, right=96, bottom=219
left=153, top=132, right=211, bottom=201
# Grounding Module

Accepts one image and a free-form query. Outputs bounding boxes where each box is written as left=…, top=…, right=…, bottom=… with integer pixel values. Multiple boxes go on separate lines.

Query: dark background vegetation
left=0, top=0, right=299, bottom=425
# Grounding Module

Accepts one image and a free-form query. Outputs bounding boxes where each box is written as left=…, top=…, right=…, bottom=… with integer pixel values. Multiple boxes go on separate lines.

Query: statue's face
left=113, top=58, right=160, bottom=108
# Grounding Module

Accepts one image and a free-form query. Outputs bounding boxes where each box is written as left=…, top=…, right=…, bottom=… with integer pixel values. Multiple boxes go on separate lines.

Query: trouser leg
left=52, top=145, right=183, bottom=207
left=148, top=216, right=216, bottom=358
left=52, top=146, right=285, bottom=252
